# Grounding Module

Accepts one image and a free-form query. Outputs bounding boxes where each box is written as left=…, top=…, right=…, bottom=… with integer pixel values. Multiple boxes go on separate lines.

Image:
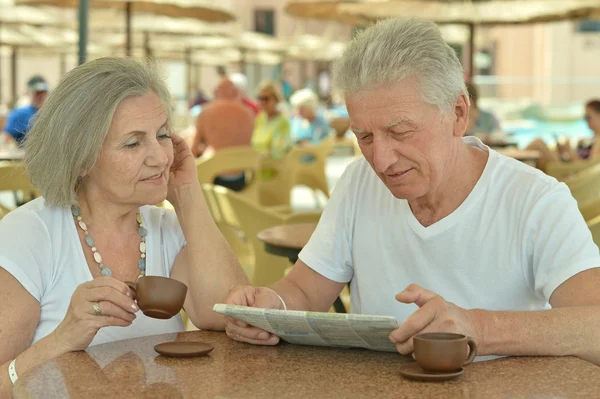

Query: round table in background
left=12, top=331, right=600, bottom=398
left=0, top=148, right=25, bottom=161
left=497, top=149, right=541, bottom=166
left=258, top=223, right=347, bottom=314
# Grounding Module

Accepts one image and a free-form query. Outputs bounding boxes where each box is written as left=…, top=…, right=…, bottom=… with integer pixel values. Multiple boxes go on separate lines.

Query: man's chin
left=385, top=184, right=423, bottom=201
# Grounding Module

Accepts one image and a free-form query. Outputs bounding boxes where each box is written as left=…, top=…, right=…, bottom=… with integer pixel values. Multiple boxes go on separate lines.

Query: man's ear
left=452, top=92, right=470, bottom=138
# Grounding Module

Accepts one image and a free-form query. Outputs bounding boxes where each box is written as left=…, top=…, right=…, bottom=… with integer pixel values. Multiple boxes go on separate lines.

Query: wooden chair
left=562, top=162, right=600, bottom=186
left=566, top=165, right=600, bottom=206
left=578, top=197, right=600, bottom=222
left=287, top=140, right=334, bottom=201
left=330, top=117, right=350, bottom=139
left=587, top=214, right=600, bottom=249
left=201, top=184, right=254, bottom=279
left=203, top=184, right=321, bottom=286
left=257, top=140, right=333, bottom=208
left=0, top=161, right=39, bottom=216
left=545, top=157, right=600, bottom=180
left=196, top=146, right=261, bottom=203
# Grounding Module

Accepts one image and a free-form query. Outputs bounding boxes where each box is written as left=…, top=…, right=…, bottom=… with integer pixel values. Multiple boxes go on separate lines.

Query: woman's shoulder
left=0, top=197, right=62, bottom=233
left=140, top=205, right=180, bottom=231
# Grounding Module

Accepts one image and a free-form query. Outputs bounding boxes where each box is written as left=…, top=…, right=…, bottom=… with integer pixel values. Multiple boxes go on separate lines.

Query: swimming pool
left=503, top=119, right=593, bottom=148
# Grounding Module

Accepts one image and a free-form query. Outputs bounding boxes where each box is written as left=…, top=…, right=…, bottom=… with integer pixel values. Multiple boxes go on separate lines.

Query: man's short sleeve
left=527, top=183, right=600, bottom=302
left=298, top=160, right=361, bottom=283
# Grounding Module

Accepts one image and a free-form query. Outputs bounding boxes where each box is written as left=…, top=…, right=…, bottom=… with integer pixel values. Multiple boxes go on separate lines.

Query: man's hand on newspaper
left=224, top=285, right=284, bottom=346
left=388, top=284, right=483, bottom=355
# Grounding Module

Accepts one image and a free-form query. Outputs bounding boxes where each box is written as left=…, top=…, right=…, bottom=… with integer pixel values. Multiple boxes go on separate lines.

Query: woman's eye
left=124, top=141, right=139, bottom=148
left=158, top=134, right=171, bottom=140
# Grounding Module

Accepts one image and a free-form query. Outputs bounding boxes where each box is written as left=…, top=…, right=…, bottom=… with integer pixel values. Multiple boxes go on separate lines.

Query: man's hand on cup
left=389, top=284, right=483, bottom=356
left=224, top=285, right=285, bottom=346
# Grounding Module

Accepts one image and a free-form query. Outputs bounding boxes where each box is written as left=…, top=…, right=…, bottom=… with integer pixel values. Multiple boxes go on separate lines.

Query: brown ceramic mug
left=413, top=332, right=477, bottom=372
left=125, top=276, right=187, bottom=319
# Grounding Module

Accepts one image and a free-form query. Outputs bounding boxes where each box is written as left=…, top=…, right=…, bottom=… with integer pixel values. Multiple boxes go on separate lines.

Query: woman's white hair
left=23, top=57, right=172, bottom=207
left=290, top=88, right=319, bottom=113
left=333, top=18, right=467, bottom=113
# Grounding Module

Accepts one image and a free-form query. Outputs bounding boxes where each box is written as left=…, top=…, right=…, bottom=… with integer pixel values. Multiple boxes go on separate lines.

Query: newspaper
left=213, top=304, right=399, bottom=352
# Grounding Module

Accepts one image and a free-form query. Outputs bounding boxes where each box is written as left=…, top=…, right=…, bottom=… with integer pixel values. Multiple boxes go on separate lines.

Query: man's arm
left=390, top=268, right=600, bottom=365
left=477, top=268, right=600, bottom=363
left=271, top=260, right=346, bottom=312
left=224, top=261, right=346, bottom=345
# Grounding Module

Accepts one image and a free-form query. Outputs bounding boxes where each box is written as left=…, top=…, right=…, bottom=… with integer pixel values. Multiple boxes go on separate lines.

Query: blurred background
left=1, top=0, right=600, bottom=147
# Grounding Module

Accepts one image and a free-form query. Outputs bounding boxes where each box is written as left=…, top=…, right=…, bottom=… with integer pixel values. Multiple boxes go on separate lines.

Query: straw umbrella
left=285, top=0, right=600, bottom=77
left=15, top=0, right=236, bottom=63
left=0, top=2, right=70, bottom=104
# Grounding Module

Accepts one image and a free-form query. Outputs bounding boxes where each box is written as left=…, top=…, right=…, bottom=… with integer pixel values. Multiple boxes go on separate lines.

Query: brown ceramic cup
left=125, top=276, right=187, bottom=319
left=413, top=332, right=477, bottom=373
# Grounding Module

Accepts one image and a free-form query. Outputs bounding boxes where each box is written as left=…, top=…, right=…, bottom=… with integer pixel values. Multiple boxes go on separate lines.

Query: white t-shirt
left=299, top=137, right=600, bottom=322
left=0, top=198, right=186, bottom=347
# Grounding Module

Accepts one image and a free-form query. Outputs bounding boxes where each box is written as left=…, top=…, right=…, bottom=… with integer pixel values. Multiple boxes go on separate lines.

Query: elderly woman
left=290, top=88, right=330, bottom=145
left=0, top=57, right=248, bottom=392
left=252, top=80, right=291, bottom=161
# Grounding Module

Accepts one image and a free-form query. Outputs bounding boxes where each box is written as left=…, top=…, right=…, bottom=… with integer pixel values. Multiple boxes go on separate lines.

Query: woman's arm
left=167, top=134, right=248, bottom=330
left=0, top=269, right=66, bottom=397
left=169, top=184, right=249, bottom=330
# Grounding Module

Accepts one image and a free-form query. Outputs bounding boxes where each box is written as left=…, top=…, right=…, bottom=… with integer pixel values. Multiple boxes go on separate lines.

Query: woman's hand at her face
left=167, top=133, right=199, bottom=202
left=52, top=277, right=138, bottom=353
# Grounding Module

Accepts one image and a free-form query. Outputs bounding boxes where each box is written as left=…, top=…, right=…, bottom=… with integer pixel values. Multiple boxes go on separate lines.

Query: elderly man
left=192, top=78, right=254, bottom=191
left=1, top=75, right=48, bottom=146
left=224, top=18, right=600, bottom=365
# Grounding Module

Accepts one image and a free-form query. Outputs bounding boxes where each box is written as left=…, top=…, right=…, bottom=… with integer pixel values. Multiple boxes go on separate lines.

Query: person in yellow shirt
left=252, top=80, right=291, bottom=161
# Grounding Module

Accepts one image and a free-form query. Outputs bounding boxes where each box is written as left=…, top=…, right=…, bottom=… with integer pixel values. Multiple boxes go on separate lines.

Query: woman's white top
left=0, top=198, right=186, bottom=346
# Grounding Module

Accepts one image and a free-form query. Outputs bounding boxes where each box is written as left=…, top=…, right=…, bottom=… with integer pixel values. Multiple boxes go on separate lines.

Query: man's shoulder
left=202, top=100, right=253, bottom=118
left=490, top=151, right=567, bottom=203
left=8, top=105, right=36, bottom=119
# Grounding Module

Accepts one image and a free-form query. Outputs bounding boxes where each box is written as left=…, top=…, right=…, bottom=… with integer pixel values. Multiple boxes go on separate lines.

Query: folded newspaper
left=213, top=304, right=399, bottom=352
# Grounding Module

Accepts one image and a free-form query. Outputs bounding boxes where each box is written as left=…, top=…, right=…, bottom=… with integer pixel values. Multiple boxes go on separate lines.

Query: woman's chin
left=139, top=189, right=169, bottom=207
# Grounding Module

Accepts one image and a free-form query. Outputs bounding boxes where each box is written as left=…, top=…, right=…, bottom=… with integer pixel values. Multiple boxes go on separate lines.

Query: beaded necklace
left=71, top=206, right=147, bottom=279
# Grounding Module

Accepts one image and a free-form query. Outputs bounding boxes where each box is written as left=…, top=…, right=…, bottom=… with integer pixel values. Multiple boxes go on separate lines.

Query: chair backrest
left=286, top=140, right=334, bottom=198
left=196, top=146, right=260, bottom=202
left=0, top=161, right=37, bottom=193
left=256, top=140, right=334, bottom=207
left=330, top=117, right=350, bottom=138
left=546, top=157, right=600, bottom=180
left=207, top=184, right=321, bottom=286
left=564, top=162, right=600, bottom=188
left=579, top=196, right=600, bottom=222
left=567, top=163, right=600, bottom=206
left=587, top=215, right=600, bottom=249
left=201, top=184, right=254, bottom=279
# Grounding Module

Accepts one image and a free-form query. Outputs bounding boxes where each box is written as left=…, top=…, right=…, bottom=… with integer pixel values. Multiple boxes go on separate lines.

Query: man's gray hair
left=23, top=57, right=172, bottom=207
left=333, top=18, right=468, bottom=113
